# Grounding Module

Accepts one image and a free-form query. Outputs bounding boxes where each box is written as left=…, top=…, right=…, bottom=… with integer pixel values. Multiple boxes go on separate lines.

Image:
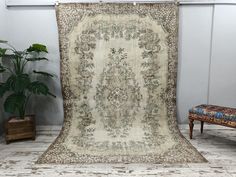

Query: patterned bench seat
left=188, top=104, right=236, bottom=139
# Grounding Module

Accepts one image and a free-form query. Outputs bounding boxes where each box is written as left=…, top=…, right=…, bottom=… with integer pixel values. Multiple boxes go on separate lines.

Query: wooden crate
left=5, top=115, right=36, bottom=144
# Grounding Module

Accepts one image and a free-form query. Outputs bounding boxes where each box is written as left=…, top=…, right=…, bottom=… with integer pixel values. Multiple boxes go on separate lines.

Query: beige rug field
left=38, top=3, right=206, bottom=164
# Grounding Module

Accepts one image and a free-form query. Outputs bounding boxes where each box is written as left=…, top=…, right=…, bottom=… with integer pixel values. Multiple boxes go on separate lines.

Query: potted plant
left=0, top=40, right=55, bottom=144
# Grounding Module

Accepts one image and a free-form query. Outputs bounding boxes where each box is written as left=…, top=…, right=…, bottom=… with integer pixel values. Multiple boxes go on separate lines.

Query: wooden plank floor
left=0, top=124, right=235, bottom=177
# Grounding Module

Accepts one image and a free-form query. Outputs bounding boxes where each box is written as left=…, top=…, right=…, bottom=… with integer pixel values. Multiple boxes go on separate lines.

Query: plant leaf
left=28, top=81, right=55, bottom=97
left=0, top=64, right=6, bottom=73
left=4, top=93, right=26, bottom=114
left=6, top=74, right=31, bottom=92
left=0, top=68, right=5, bottom=73
left=15, top=74, right=31, bottom=92
left=27, top=44, right=48, bottom=53
left=5, top=75, right=15, bottom=90
left=0, top=40, right=8, bottom=43
left=26, top=57, right=48, bottom=61
left=14, top=51, right=24, bottom=56
left=33, top=70, right=54, bottom=77
left=0, top=48, right=7, bottom=57
left=2, top=54, right=17, bottom=59
left=0, top=83, right=9, bottom=97
left=28, top=81, right=48, bottom=95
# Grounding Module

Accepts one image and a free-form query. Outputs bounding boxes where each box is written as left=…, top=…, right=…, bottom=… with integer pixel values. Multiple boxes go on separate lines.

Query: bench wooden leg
left=189, top=119, right=194, bottom=139
left=201, top=121, right=204, bottom=134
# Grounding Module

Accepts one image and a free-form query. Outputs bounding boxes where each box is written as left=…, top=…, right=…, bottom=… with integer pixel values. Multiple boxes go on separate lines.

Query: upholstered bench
left=188, top=104, right=236, bottom=139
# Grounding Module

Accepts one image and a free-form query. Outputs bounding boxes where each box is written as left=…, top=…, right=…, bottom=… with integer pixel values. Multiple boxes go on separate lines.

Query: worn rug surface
left=37, top=3, right=206, bottom=164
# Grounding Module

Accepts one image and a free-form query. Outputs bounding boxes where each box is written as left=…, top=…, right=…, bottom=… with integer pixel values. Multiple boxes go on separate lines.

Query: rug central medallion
left=107, top=87, right=128, bottom=107
left=95, top=48, right=142, bottom=138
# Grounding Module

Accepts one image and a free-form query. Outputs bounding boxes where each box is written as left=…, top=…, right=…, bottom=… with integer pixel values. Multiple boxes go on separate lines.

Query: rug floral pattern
left=37, top=3, right=207, bottom=164
left=95, top=48, right=142, bottom=138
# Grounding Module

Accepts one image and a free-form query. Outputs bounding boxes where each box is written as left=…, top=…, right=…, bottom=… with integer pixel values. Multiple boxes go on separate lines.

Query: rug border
left=37, top=2, right=207, bottom=164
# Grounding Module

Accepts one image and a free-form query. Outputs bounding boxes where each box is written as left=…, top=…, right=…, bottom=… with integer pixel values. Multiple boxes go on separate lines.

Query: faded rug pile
left=38, top=3, right=206, bottom=164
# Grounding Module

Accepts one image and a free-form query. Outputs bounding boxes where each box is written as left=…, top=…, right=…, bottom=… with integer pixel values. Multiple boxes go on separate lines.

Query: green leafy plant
left=0, top=40, right=55, bottom=119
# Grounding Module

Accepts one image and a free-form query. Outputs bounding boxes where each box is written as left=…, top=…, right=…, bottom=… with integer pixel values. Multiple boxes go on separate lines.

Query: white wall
left=209, top=5, right=236, bottom=107
left=178, top=4, right=236, bottom=123
left=177, top=5, right=213, bottom=123
left=0, top=2, right=64, bottom=130
left=5, top=6, right=64, bottom=126
left=1, top=2, right=236, bottom=129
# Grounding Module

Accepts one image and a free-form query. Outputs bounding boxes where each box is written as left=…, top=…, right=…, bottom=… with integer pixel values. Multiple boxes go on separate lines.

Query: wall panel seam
left=207, top=4, right=215, bottom=105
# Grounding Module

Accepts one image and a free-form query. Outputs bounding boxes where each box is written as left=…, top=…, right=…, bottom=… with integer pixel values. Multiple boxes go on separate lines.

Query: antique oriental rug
left=38, top=3, right=206, bottom=164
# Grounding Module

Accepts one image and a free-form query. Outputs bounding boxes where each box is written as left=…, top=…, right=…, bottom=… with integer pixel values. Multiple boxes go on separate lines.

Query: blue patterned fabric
left=189, top=104, right=236, bottom=122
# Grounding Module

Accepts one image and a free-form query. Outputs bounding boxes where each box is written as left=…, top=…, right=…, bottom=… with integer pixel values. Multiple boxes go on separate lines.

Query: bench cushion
left=189, top=104, right=236, bottom=122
